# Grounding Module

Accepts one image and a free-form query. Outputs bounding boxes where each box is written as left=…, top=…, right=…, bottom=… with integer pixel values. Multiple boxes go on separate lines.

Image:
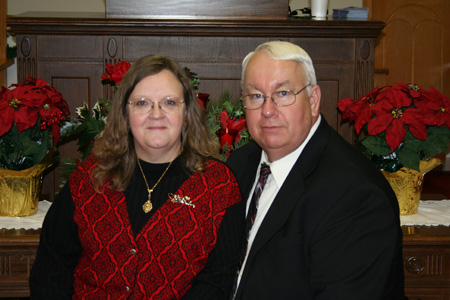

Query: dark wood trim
left=7, top=12, right=385, bottom=38
left=0, top=58, right=13, bottom=71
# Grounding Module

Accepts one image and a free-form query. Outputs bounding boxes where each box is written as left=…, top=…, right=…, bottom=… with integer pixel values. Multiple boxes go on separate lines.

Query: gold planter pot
left=0, top=159, right=50, bottom=217
left=382, top=154, right=445, bottom=215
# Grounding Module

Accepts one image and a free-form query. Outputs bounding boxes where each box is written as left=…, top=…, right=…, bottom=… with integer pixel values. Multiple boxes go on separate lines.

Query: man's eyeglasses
left=241, top=84, right=311, bottom=110
left=128, top=97, right=184, bottom=114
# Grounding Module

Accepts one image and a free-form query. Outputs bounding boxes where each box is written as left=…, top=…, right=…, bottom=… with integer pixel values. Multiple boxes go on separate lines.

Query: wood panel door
left=364, top=0, right=450, bottom=98
left=0, top=0, right=8, bottom=87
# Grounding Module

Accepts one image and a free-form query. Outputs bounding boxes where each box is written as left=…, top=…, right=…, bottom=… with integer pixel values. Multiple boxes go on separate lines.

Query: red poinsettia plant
left=0, top=77, right=70, bottom=171
left=337, top=83, right=450, bottom=173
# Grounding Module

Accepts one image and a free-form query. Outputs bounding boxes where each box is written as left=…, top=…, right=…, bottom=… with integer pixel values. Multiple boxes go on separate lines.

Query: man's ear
left=309, top=85, right=321, bottom=118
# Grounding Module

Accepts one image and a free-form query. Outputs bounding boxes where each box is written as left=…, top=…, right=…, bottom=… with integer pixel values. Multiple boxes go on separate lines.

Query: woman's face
left=128, top=70, right=185, bottom=163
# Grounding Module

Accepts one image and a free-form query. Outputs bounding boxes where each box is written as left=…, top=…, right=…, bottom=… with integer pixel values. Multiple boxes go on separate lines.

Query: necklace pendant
left=143, top=200, right=153, bottom=213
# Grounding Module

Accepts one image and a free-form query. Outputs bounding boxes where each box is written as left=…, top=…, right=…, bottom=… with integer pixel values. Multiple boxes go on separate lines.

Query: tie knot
left=260, top=163, right=271, bottom=178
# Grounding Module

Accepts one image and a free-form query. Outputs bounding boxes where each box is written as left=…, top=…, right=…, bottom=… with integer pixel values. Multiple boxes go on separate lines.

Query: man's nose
left=261, top=96, right=278, bottom=117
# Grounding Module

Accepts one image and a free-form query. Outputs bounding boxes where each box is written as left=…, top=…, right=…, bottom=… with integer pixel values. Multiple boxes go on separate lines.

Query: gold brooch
left=169, top=193, right=195, bottom=208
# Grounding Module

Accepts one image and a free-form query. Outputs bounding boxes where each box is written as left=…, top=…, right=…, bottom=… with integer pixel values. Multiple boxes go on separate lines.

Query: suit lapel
left=249, top=164, right=305, bottom=253
left=239, top=146, right=261, bottom=201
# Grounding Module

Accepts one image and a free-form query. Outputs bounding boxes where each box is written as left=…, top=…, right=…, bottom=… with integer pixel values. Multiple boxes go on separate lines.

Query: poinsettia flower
left=101, top=61, right=131, bottom=86
left=337, top=97, right=357, bottom=121
left=394, top=82, right=422, bottom=99
left=368, top=88, right=427, bottom=151
left=0, top=88, right=16, bottom=136
left=337, top=86, right=386, bottom=134
left=417, top=86, right=450, bottom=128
left=1, top=77, right=70, bottom=170
left=337, top=82, right=450, bottom=173
left=0, top=83, right=42, bottom=134
left=338, top=97, right=375, bottom=134
left=15, top=105, right=40, bottom=133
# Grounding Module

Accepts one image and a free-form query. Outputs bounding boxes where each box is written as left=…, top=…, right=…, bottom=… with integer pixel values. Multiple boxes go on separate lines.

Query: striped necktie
left=246, top=163, right=271, bottom=238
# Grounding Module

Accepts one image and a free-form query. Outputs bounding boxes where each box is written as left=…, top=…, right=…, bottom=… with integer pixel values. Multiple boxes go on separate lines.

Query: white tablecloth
left=1, top=199, right=450, bottom=229
left=0, top=200, right=51, bottom=229
left=400, top=200, right=450, bottom=226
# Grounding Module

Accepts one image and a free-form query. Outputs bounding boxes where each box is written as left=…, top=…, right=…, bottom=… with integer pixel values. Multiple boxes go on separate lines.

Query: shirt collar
left=260, top=115, right=322, bottom=188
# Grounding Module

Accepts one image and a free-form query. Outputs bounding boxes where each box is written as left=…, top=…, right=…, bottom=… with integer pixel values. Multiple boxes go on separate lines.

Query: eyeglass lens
left=129, top=98, right=183, bottom=114
left=242, top=84, right=310, bottom=110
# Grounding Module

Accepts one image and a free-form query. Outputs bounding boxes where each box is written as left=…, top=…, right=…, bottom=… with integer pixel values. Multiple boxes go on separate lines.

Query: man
left=227, top=41, right=405, bottom=299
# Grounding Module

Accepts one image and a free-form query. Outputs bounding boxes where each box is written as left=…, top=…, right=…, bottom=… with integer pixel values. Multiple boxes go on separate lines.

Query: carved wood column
left=354, top=38, right=375, bottom=99
left=15, top=35, right=37, bottom=80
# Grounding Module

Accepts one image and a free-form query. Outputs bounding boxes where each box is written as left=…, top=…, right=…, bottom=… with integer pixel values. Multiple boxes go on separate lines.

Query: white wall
left=289, top=0, right=363, bottom=11
left=7, top=0, right=105, bottom=15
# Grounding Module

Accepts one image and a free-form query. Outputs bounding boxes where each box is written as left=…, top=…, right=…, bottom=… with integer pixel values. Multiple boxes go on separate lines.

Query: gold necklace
left=137, top=159, right=173, bottom=213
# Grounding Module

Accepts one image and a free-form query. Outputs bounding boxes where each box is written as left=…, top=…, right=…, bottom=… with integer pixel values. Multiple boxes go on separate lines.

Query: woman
left=30, top=55, right=245, bottom=299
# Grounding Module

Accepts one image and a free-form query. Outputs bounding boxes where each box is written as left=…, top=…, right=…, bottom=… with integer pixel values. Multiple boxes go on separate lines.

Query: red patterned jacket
left=69, top=157, right=241, bottom=299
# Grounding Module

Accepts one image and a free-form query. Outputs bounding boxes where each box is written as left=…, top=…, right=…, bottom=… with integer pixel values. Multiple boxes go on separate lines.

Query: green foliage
left=359, top=126, right=450, bottom=173
left=205, top=91, right=250, bottom=161
left=60, top=101, right=108, bottom=159
left=58, top=100, right=108, bottom=186
left=0, top=120, right=51, bottom=170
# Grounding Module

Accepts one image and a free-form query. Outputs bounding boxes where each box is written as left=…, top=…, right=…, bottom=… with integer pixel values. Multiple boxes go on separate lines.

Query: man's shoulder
left=227, top=141, right=260, bottom=166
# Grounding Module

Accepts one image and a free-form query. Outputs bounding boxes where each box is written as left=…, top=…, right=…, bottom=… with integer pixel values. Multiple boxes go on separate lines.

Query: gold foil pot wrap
left=0, top=159, right=51, bottom=217
left=382, top=153, right=445, bottom=215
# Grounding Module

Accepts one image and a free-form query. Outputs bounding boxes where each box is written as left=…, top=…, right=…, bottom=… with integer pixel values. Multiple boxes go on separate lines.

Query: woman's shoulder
left=75, top=155, right=97, bottom=172
left=200, top=158, right=240, bottom=189
left=204, top=157, right=230, bottom=173
left=69, top=156, right=98, bottom=183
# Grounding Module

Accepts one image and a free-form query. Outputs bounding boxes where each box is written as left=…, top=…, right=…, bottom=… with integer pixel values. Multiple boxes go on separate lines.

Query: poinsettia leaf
left=422, top=127, right=450, bottom=158
left=360, top=135, right=391, bottom=156
left=398, top=147, right=421, bottom=172
left=401, top=131, right=426, bottom=153
left=427, top=126, right=450, bottom=143
left=20, top=130, right=50, bottom=166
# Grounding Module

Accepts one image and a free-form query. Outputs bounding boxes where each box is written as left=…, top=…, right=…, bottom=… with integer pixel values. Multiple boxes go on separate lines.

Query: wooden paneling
left=0, top=228, right=40, bottom=298
left=365, top=0, right=450, bottom=98
left=7, top=13, right=383, bottom=197
left=402, top=225, right=450, bottom=300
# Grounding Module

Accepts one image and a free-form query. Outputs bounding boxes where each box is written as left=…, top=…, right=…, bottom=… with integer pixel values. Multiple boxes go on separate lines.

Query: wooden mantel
left=8, top=12, right=384, bottom=197
left=7, top=12, right=384, bottom=37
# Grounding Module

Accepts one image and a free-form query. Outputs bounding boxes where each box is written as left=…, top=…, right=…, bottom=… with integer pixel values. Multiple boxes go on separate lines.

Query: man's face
left=242, top=51, right=321, bottom=162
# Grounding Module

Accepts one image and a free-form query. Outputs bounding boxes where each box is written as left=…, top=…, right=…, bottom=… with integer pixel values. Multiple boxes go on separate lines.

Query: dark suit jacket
left=227, top=116, right=405, bottom=300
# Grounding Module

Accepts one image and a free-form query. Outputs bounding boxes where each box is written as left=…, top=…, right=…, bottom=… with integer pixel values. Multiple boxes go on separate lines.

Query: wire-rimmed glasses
left=241, top=84, right=311, bottom=110
left=128, top=97, right=184, bottom=114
